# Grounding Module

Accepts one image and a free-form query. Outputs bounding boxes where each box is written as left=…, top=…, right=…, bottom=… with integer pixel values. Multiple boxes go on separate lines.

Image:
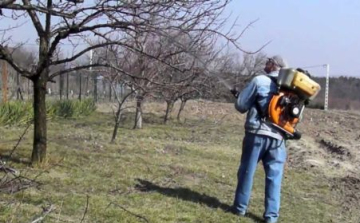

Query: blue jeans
left=233, top=133, right=286, bottom=223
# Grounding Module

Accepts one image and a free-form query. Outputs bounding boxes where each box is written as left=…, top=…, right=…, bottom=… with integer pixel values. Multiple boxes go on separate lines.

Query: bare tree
left=1, top=0, right=252, bottom=163
left=157, top=40, right=215, bottom=124
left=155, top=44, right=198, bottom=124
left=95, top=45, right=135, bottom=142
left=238, top=53, right=267, bottom=76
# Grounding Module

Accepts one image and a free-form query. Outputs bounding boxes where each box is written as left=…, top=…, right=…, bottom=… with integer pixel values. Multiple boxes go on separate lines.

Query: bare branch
left=8, top=121, right=32, bottom=159
left=108, top=202, right=149, bottom=223
left=0, top=0, right=15, bottom=7
left=0, top=45, right=32, bottom=76
left=22, top=0, right=44, bottom=36
left=30, top=205, right=55, bottom=223
left=2, top=3, right=75, bottom=18
left=80, top=195, right=90, bottom=223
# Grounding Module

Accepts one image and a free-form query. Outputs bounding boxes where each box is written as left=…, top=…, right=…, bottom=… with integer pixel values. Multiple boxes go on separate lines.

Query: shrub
left=0, top=99, right=96, bottom=125
left=0, top=101, right=32, bottom=125
left=52, top=99, right=96, bottom=118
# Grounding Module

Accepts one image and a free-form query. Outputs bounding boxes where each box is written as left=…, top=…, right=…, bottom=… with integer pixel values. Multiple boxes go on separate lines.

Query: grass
left=0, top=104, right=353, bottom=223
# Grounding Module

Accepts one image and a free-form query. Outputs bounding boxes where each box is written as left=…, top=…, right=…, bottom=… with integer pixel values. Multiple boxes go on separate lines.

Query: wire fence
left=0, top=63, right=127, bottom=103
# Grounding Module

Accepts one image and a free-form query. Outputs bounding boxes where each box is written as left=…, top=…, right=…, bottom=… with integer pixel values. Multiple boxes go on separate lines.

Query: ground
left=0, top=100, right=359, bottom=223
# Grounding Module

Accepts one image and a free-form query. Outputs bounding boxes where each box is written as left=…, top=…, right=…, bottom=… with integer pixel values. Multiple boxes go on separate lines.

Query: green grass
left=0, top=110, right=352, bottom=223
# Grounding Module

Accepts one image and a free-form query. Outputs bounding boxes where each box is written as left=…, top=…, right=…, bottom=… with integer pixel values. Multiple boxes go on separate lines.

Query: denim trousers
left=233, top=132, right=286, bottom=223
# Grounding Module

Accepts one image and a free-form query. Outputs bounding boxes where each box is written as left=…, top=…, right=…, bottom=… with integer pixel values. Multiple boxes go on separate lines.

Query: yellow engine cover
left=292, top=71, right=321, bottom=99
left=278, top=69, right=321, bottom=100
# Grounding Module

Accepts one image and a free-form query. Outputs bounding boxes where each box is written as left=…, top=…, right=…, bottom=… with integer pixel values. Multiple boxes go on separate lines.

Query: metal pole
left=324, top=64, right=330, bottom=111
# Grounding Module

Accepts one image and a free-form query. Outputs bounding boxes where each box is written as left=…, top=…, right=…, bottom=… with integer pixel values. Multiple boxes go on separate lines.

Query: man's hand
left=230, top=88, right=239, bottom=98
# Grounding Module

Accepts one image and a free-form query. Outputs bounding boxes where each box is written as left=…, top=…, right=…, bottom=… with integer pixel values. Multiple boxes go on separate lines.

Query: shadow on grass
left=135, top=179, right=264, bottom=222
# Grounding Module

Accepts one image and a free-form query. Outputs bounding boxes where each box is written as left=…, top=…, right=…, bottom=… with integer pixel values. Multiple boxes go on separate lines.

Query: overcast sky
left=225, top=0, right=360, bottom=77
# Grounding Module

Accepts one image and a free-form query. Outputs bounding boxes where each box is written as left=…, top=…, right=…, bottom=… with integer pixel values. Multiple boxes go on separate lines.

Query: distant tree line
left=311, top=76, right=360, bottom=110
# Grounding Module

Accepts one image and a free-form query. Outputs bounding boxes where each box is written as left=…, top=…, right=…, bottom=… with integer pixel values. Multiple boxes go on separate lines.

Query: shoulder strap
left=256, top=75, right=278, bottom=118
left=267, top=75, right=278, bottom=85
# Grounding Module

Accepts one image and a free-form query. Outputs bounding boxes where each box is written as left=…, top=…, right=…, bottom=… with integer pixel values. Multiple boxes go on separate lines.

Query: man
left=231, top=55, right=288, bottom=223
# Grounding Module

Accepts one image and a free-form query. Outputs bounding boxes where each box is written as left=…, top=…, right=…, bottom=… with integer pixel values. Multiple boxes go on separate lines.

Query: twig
left=0, top=160, right=19, bottom=175
left=108, top=202, right=149, bottom=223
left=8, top=121, right=32, bottom=159
left=56, top=200, right=64, bottom=223
left=1, top=158, right=65, bottom=194
left=30, top=204, right=55, bottom=223
left=80, top=195, right=90, bottom=223
left=214, top=114, right=229, bottom=125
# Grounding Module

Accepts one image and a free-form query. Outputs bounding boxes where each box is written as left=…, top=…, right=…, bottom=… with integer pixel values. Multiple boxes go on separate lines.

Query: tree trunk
left=94, top=75, right=98, bottom=102
left=120, top=82, right=124, bottom=98
left=134, top=95, right=143, bottom=129
left=164, top=100, right=174, bottom=124
left=102, top=79, right=106, bottom=101
left=31, top=0, right=51, bottom=164
left=85, top=74, right=89, bottom=96
left=16, top=72, right=20, bottom=100
left=109, top=81, right=112, bottom=102
left=111, top=105, right=122, bottom=143
left=177, top=99, right=187, bottom=121
left=31, top=76, right=47, bottom=164
left=78, top=74, right=82, bottom=101
left=111, top=90, right=134, bottom=142
left=2, top=60, right=8, bottom=103
left=59, top=74, right=64, bottom=100
left=16, top=72, right=24, bottom=100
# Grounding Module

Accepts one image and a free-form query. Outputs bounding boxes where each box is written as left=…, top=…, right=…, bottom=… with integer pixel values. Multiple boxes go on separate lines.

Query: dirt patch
left=331, top=175, right=360, bottom=213
left=318, top=139, right=352, bottom=159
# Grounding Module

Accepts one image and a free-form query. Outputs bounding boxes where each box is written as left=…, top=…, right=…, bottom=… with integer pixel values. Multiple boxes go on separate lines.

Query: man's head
left=264, top=55, right=287, bottom=74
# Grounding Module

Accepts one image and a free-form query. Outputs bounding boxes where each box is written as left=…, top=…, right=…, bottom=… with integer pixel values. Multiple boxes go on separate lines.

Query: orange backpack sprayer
left=267, top=68, right=321, bottom=139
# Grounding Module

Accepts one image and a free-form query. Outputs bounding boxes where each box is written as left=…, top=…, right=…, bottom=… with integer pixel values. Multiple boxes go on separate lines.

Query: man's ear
left=271, top=64, right=276, bottom=71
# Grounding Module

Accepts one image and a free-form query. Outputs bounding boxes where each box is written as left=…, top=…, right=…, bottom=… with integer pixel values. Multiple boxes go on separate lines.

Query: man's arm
left=235, top=78, right=257, bottom=114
